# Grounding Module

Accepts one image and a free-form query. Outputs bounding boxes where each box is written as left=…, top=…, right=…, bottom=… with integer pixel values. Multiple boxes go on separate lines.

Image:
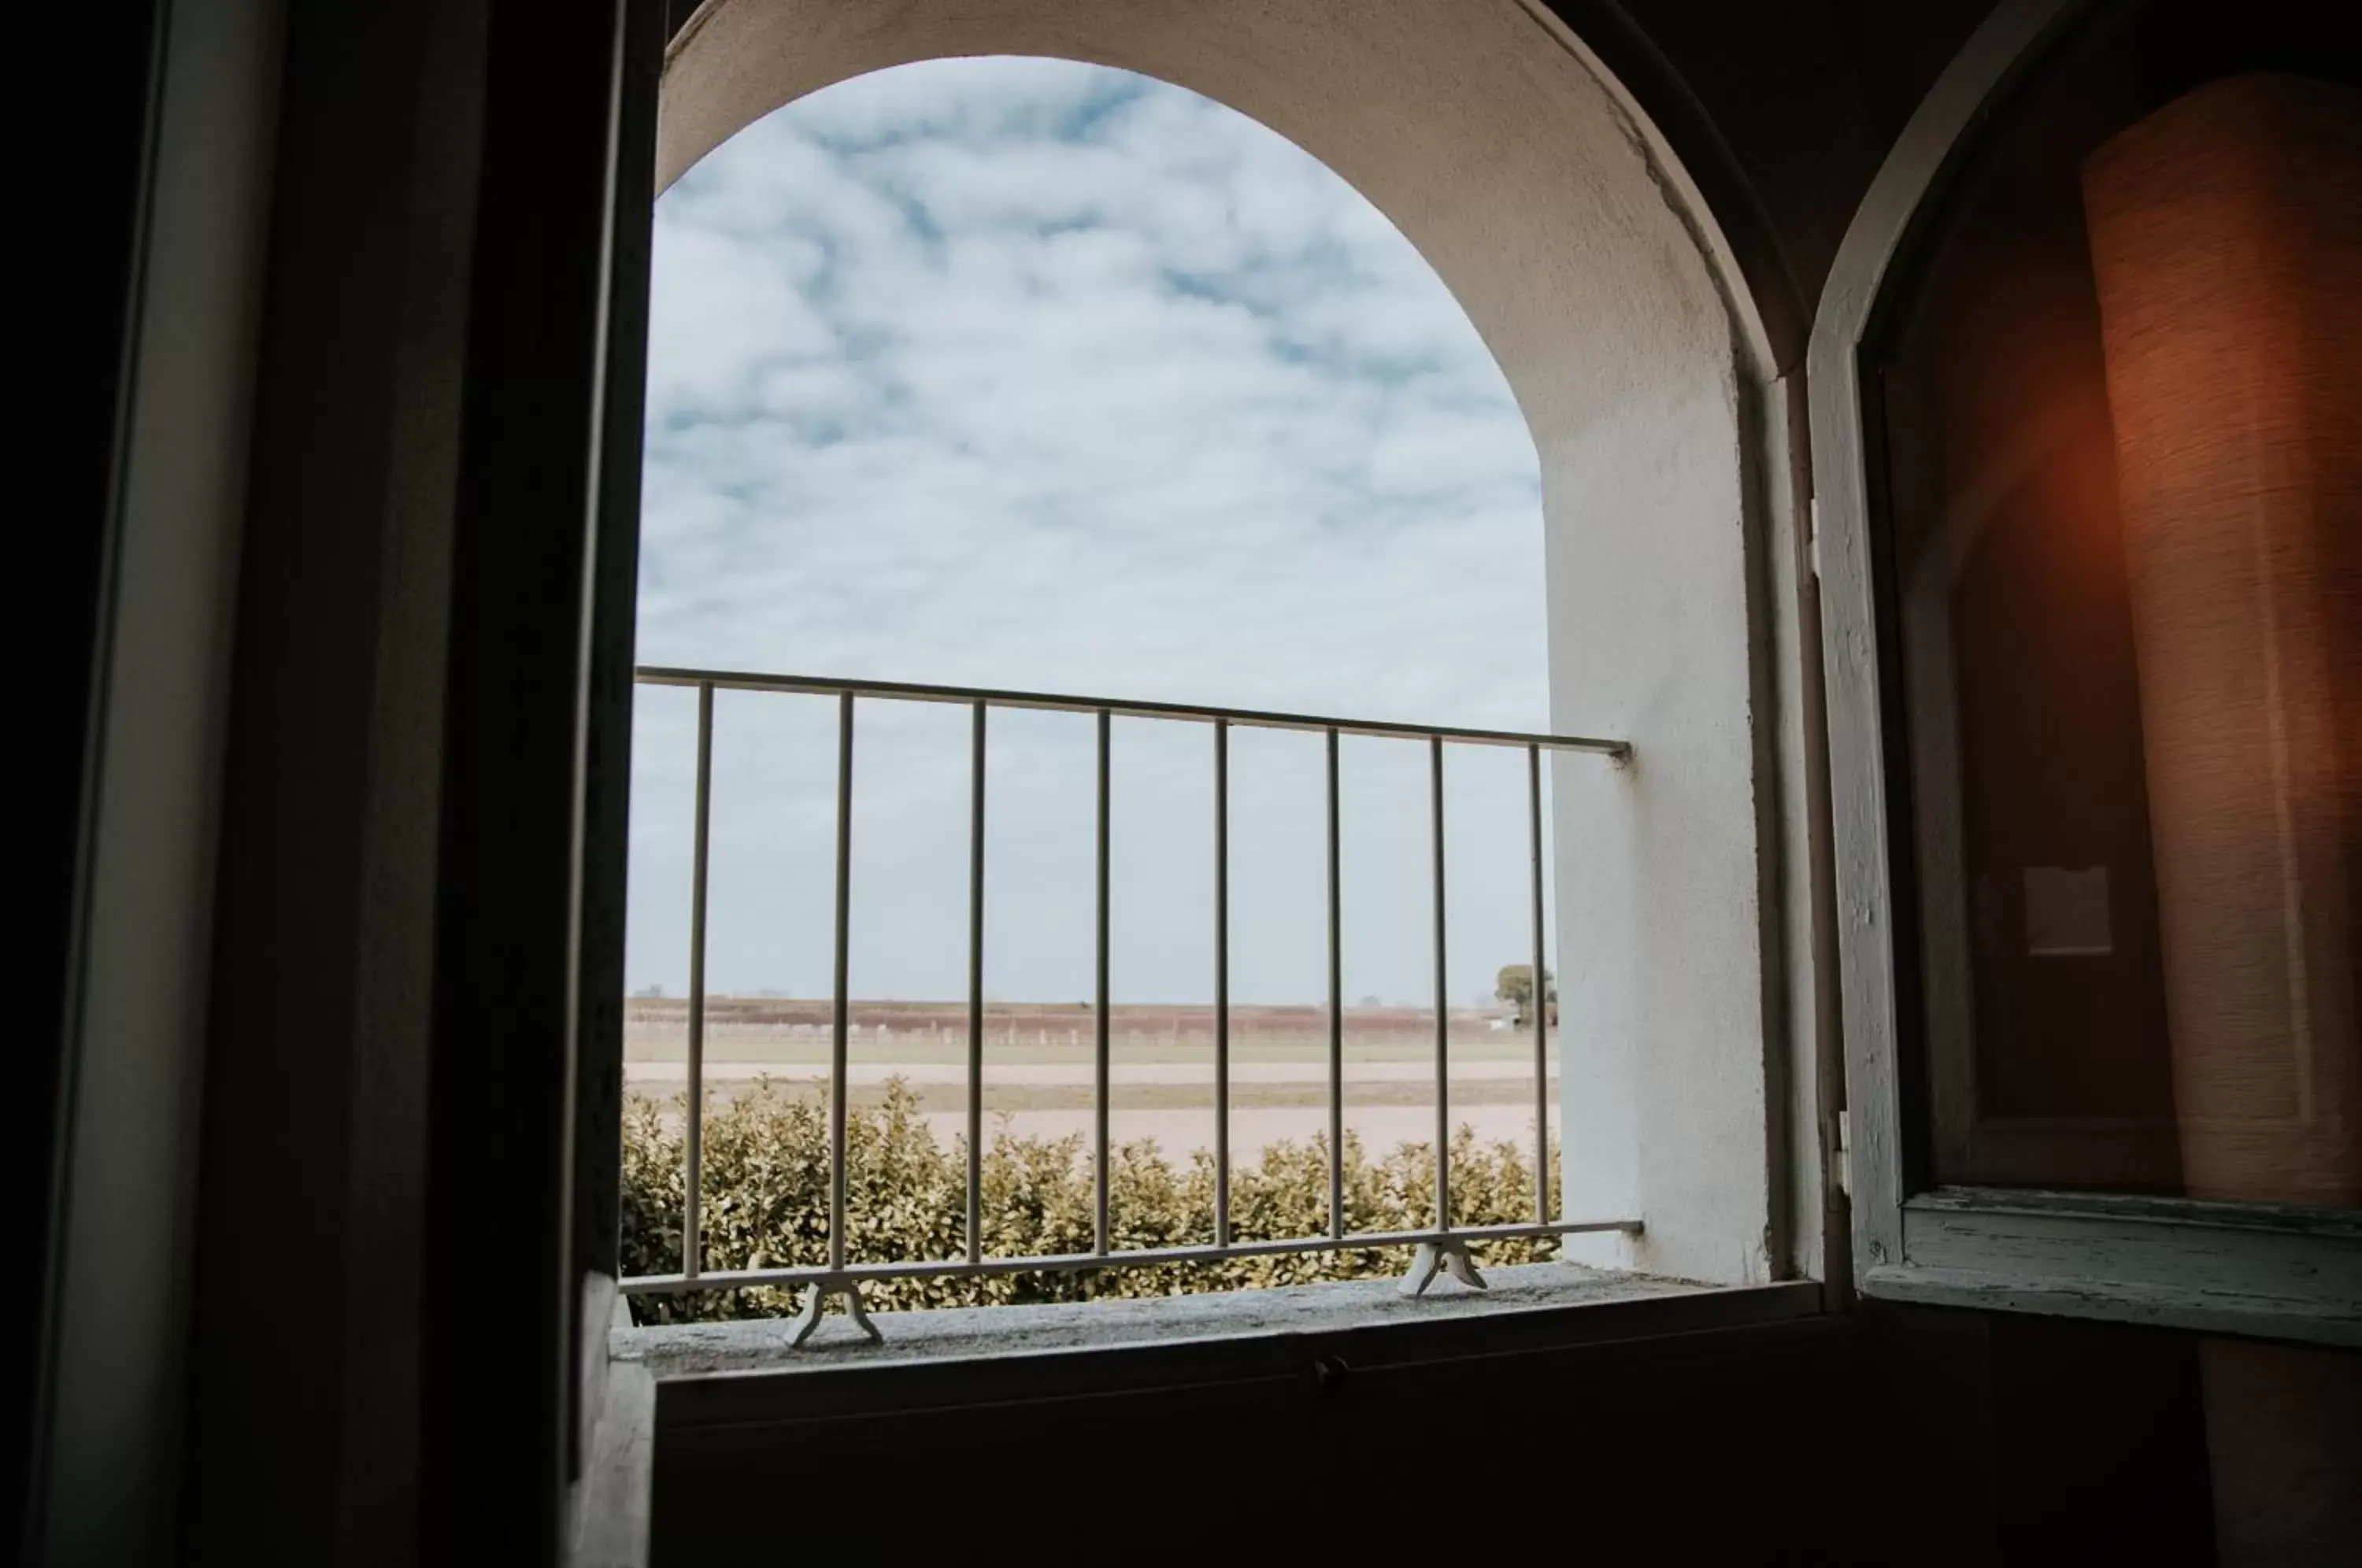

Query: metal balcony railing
left=619, top=664, right=1639, bottom=1344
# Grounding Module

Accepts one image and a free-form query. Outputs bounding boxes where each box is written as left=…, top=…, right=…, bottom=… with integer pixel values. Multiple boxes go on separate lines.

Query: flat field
left=624, top=996, right=1557, bottom=1158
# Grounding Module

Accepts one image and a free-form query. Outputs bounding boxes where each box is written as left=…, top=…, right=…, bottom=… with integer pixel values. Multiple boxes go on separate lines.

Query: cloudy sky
left=626, top=58, right=1556, bottom=1008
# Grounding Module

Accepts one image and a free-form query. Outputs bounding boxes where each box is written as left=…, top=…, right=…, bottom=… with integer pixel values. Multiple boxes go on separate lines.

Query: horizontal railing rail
left=620, top=665, right=1638, bottom=1344
left=632, top=664, right=1632, bottom=756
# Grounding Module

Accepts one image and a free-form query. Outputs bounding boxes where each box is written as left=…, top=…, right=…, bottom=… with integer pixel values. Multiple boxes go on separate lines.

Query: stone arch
left=656, top=0, right=1805, bottom=1285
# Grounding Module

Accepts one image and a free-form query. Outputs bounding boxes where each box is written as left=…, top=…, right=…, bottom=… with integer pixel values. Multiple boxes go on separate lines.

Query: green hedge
left=622, top=1079, right=1560, bottom=1323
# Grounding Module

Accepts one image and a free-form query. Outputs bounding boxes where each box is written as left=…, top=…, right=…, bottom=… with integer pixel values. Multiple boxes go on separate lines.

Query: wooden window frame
left=1805, top=0, right=2362, bottom=1348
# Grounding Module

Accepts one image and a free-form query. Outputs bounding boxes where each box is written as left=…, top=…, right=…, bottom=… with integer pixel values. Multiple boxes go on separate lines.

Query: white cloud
left=630, top=59, right=1552, bottom=1006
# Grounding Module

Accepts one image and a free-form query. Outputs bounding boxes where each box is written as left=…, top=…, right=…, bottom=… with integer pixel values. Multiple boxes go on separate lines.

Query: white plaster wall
left=1546, top=364, right=1770, bottom=1284
left=660, top=0, right=1784, bottom=1285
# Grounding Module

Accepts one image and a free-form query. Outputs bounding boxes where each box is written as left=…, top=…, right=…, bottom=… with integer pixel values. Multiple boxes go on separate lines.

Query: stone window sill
left=611, top=1262, right=1819, bottom=1380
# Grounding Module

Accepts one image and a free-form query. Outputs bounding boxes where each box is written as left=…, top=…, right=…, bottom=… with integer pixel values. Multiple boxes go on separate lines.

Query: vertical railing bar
left=1529, top=742, right=1549, bottom=1226
left=1213, top=719, right=1231, bottom=1249
left=1326, top=725, right=1344, bottom=1241
left=829, top=690, right=855, bottom=1274
left=1094, top=707, right=1111, bottom=1258
left=683, top=682, right=714, bottom=1282
left=966, top=701, right=987, bottom=1267
left=1431, top=734, right=1450, bottom=1233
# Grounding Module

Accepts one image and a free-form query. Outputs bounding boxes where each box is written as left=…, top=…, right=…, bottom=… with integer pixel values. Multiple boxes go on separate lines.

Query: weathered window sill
left=611, top=1262, right=1818, bottom=1380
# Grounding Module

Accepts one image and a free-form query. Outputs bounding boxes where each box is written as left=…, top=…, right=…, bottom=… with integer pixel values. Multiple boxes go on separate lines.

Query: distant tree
left=1494, top=963, right=1556, bottom=1026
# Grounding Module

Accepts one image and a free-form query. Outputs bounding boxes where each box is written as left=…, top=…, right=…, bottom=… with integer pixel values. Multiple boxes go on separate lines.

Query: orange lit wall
left=2084, top=72, right=2362, bottom=1209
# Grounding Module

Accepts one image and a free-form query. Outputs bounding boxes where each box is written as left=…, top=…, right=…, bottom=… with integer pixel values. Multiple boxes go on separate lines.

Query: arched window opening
left=624, top=60, right=1578, bottom=1325
left=613, top=0, right=1793, bottom=1337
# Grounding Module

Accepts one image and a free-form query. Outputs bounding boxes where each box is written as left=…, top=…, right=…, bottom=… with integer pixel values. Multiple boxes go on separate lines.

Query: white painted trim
left=1868, top=1189, right=2362, bottom=1348
left=1805, top=0, right=2090, bottom=1277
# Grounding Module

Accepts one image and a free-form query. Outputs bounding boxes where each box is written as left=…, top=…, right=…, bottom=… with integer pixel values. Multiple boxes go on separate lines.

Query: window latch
left=1833, top=1108, right=1852, bottom=1200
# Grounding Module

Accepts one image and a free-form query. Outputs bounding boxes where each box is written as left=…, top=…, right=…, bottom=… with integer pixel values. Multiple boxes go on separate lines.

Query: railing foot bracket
left=1399, top=1240, right=1488, bottom=1297
left=790, top=1278, right=883, bottom=1348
